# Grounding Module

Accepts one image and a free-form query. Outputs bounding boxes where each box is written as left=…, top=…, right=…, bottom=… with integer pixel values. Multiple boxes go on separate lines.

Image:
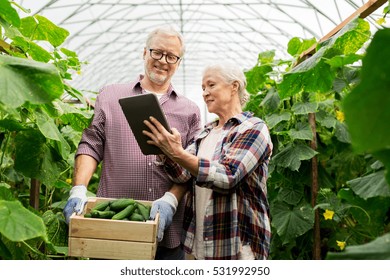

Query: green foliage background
left=244, top=17, right=390, bottom=259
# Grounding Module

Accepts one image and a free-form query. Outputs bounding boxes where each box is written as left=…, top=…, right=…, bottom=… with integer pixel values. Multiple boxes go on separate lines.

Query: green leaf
left=287, top=37, right=317, bottom=57
left=272, top=143, right=318, bottom=171
left=258, top=50, right=275, bottom=64
left=333, top=67, right=360, bottom=94
left=0, top=200, right=47, bottom=242
left=19, top=15, right=69, bottom=47
left=289, top=123, right=313, bottom=141
left=14, top=128, right=46, bottom=177
left=14, top=128, right=66, bottom=186
left=316, top=110, right=336, bottom=129
left=291, top=101, right=318, bottom=115
left=60, top=48, right=77, bottom=57
left=278, top=50, right=335, bottom=98
left=64, top=84, right=89, bottom=107
left=11, top=36, right=52, bottom=62
left=42, top=211, right=68, bottom=248
left=326, top=54, right=363, bottom=68
left=0, top=55, right=63, bottom=108
left=0, top=118, right=25, bottom=131
left=330, top=18, right=370, bottom=55
left=334, top=122, right=351, bottom=143
left=279, top=184, right=304, bottom=205
left=52, top=101, right=92, bottom=131
left=35, top=110, right=71, bottom=159
left=260, top=88, right=280, bottom=112
left=0, top=0, right=21, bottom=27
left=347, top=171, right=390, bottom=199
left=271, top=201, right=314, bottom=245
left=343, top=28, right=390, bottom=154
left=337, top=188, right=390, bottom=236
left=326, top=232, right=390, bottom=260
left=372, top=150, right=390, bottom=185
left=278, top=17, right=370, bottom=99
left=245, top=64, right=273, bottom=94
left=0, top=185, right=14, bottom=200
left=35, top=110, right=61, bottom=142
left=265, top=112, right=291, bottom=129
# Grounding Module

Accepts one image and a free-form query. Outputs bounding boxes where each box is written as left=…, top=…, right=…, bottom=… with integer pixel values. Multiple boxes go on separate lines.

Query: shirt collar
left=132, top=74, right=178, bottom=97
left=203, top=111, right=254, bottom=130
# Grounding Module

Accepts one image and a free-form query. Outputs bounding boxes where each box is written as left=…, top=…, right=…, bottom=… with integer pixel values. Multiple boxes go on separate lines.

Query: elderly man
left=63, top=26, right=201, bottom=260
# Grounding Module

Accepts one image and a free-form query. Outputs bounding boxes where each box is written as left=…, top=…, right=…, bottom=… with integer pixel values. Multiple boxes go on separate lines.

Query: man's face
left=143, top=34, right=182, bottom=86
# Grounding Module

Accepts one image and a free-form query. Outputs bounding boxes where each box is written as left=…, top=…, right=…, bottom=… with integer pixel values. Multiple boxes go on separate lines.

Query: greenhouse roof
left=16, top=0, right=388, bottom=122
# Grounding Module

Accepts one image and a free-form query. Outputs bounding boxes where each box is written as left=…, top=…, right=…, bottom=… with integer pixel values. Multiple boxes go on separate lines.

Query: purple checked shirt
left=76, top=75, right=201, bottom=248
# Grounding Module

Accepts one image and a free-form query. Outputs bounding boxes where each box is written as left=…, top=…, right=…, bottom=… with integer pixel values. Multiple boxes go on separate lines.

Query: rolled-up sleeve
left=76, top=91, right=106, bottom=162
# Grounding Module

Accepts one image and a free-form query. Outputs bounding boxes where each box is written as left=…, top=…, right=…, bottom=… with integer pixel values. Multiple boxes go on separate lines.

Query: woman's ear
left=232, top=81, right=239, bottom=93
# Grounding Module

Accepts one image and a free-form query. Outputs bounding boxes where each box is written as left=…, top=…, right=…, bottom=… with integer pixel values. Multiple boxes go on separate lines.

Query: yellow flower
left=323, top=209, right=334, bottom=220
left=336, top=110, right=345, bottom=122
left=66, top=178, right=72, bottom=184
left=376, top=17, right=386, bottom=25
left=336, top=240, right=346, bottom=250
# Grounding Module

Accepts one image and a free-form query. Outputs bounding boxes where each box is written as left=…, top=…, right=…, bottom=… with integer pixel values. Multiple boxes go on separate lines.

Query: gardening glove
left=63, top=185, right=88, bottom=224
left=150, top=192, right=178, bottom=242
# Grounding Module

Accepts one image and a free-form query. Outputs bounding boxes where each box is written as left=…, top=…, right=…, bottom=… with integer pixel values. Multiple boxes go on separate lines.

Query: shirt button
left=148, top=188, right=152, bottom=192
left=148, top=162, right=152, bottom=166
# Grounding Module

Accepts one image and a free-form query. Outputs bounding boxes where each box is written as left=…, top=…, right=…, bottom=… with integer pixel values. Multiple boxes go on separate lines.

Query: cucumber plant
left=244, top=17, right=390, bottom=259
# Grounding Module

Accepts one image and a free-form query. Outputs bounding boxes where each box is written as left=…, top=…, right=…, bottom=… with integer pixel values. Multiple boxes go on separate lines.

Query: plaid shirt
left=164, top=112, right=272, bottom=259
left=76, top=75, right=201, bottom=248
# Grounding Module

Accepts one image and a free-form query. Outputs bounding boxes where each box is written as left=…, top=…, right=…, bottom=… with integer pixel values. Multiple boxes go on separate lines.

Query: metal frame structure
left=16, top=0, right=387, bottom=122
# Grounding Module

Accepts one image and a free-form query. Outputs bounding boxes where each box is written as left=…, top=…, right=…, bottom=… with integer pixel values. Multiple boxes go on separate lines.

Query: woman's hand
left=144, top=116, right=200, bottom=176
left=143, top=116, right=183, bottom=160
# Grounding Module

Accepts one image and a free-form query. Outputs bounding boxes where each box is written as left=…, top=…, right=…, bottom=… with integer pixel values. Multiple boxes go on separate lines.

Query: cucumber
left=90, top=210, right=116, bottom=219
left=110, top=198, right=135, bottom=211
left=112, top=204, right=136, bottom=220
left=91, top=200, right=111, bottom=211
left=130, top=212, right=145, bottom=222
left=136, top=202, right=150, bottom=221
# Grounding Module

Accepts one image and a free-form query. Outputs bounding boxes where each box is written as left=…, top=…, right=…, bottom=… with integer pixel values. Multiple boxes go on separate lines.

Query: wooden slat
left=70, top=214, right=157, bottom=242
left=68, top=237, right=157, bottom=260
left=299, top=0, right=387, bottom=60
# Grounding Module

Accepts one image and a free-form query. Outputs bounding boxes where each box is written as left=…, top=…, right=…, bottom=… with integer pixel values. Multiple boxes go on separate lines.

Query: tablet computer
left=119, top=93, right=171, bottom=155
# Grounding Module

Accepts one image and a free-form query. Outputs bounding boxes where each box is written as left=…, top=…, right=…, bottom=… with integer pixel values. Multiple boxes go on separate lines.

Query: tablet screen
left=119, top=93, right=171, bottom=155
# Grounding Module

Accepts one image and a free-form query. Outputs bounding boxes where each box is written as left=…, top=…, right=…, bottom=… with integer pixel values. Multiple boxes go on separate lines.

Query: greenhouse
left=0, top=0, right=390, bottom=266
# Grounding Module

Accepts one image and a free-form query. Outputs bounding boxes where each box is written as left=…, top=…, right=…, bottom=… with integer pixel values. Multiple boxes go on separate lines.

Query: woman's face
left=201, top=70, right=235, bottom=115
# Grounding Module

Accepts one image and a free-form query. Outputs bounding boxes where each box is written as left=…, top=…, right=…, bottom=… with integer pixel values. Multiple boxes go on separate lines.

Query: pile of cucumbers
left=84, top=198, right=151, bottom=222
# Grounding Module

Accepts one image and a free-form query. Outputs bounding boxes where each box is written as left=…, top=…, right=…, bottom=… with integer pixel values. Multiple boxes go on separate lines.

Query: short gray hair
left=202, top=61, right=250, bottom=107
left=145, top=26, right=185, bottom=57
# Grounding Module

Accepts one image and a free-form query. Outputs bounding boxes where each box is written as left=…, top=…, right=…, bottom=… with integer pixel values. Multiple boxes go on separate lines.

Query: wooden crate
left=68, top=197, right=159, bottom=260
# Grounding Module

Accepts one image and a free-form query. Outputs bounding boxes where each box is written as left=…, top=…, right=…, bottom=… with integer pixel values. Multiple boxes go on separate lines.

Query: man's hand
left=150, top=192, right=178, bottom=242
left=63, top=185, right=88, bottom=224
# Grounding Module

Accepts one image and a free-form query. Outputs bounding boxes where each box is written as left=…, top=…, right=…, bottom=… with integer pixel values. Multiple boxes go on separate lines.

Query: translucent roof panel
left=16, top=0, right=388, bottom=123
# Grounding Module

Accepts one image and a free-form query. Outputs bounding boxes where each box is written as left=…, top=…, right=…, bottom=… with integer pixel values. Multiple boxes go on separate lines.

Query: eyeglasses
left=149, top=49, right=181, bottom=64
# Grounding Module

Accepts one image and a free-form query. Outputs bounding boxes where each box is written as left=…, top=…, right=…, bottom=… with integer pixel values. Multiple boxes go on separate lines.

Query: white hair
left=202, top=61, right=250, bottom=107
left=145, top=26, right=185, bottom=57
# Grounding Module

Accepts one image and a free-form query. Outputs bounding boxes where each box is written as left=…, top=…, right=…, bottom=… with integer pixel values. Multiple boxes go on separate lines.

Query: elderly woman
left=144, top=61, right=273, bottom=260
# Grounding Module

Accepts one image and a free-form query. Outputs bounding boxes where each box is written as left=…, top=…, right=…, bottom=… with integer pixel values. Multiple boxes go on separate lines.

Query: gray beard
left=149, top=71, right=167, bottom=85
